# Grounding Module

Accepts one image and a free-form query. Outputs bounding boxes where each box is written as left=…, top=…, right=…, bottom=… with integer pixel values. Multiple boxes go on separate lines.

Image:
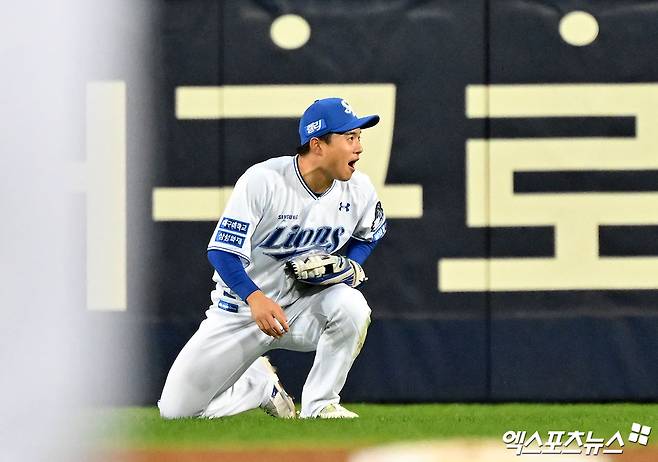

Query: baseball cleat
left=316, top=403, right=359, bottom=419
left=258, top=357, right=296, bottom=419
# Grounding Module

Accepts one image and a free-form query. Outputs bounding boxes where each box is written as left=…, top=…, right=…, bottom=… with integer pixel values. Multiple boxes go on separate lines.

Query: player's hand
left=246, top=290, right=289, bottom=338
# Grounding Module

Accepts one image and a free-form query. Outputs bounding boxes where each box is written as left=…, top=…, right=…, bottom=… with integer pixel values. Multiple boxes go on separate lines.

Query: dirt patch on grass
left=621, top=447, right=658, bottom=461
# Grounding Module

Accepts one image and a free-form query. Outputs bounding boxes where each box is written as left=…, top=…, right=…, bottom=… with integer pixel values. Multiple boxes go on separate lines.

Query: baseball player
left=158, top=97, right=387, bottom=419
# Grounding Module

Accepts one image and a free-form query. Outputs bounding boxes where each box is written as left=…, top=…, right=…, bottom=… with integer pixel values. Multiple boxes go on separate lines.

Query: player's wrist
left=245, top=289, right=265, bottom=305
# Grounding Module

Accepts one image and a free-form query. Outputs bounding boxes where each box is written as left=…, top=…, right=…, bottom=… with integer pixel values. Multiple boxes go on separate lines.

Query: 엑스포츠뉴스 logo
left=502, top=422, right=652, bottom=456
left=629, top=422, right=652, bottom=446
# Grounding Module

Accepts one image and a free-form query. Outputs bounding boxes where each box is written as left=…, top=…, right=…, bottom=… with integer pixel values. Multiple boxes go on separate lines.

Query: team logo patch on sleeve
left=219, top=217, right=250, bottom=235
left=373, top=221, right=387, bottom=240
left=371, top=201, right=385, bottom=231
left=371, top=201, right=387, bottom=240
left=215, top=230, right=246, bottom=248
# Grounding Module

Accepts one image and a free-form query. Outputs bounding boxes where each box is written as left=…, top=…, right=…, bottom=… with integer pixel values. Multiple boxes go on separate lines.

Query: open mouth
left=348, top=159, right=358, bottom=170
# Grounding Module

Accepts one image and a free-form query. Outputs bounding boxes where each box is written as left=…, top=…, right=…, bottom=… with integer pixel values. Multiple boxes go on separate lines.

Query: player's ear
left=309, top=137, right=322, bottom=154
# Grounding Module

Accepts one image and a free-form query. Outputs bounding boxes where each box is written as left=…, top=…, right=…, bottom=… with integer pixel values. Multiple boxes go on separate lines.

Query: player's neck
left=297, top=155, right=333, bottom=195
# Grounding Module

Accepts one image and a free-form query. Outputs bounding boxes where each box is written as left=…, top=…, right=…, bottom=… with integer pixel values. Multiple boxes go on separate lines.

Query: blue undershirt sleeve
left=344, top=238, right=379, bottom=266
left=207, top=249, right=259, bottom=301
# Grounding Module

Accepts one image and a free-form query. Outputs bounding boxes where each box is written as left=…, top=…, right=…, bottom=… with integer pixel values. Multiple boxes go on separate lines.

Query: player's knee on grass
left=158, top=397, right=201, bottom=420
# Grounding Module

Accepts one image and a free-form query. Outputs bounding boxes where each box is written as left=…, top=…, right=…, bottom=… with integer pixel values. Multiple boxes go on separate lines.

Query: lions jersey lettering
left=259, top=225, right=345, bottom=260
left=207, top=155, right=386, bottom=308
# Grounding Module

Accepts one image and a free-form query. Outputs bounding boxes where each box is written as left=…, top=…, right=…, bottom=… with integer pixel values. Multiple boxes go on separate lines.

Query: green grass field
left=96, top=403, right=657, bottom=450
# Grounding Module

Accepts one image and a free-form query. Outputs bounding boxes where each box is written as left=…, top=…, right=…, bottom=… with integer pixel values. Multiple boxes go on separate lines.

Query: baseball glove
left=286, top=253, right=367, bottom=288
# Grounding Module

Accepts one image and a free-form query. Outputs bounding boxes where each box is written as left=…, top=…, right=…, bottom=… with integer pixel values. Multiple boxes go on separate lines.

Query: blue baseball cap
left=298, top=98, right=380, bottom=145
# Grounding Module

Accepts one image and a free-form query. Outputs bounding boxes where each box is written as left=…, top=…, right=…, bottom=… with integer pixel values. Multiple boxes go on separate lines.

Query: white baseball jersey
left=207, top=155, right=387, bottom=311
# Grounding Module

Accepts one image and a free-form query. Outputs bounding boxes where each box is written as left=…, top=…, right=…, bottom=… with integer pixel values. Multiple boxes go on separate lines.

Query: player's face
left=322, top=129, right=363, bottom=181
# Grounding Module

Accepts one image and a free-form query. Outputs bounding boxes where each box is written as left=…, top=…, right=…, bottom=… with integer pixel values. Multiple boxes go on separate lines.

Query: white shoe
left=258, top=357, right=296, bottom=419
left=316, top=403, right=359, bottom=419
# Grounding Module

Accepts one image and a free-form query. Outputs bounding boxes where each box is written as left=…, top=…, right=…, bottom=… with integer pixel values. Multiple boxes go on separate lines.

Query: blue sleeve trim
left=345, top=238, right=379, bottom=266
left=207, top=249, right=259, bottom=301
left=207, top=246, right=251, bottom=266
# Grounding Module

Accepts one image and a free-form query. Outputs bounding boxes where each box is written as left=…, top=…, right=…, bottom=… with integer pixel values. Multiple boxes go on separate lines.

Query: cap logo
left=341, top=100, right=356, bottom=116
left=305, top=119, right=325, bottom=135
